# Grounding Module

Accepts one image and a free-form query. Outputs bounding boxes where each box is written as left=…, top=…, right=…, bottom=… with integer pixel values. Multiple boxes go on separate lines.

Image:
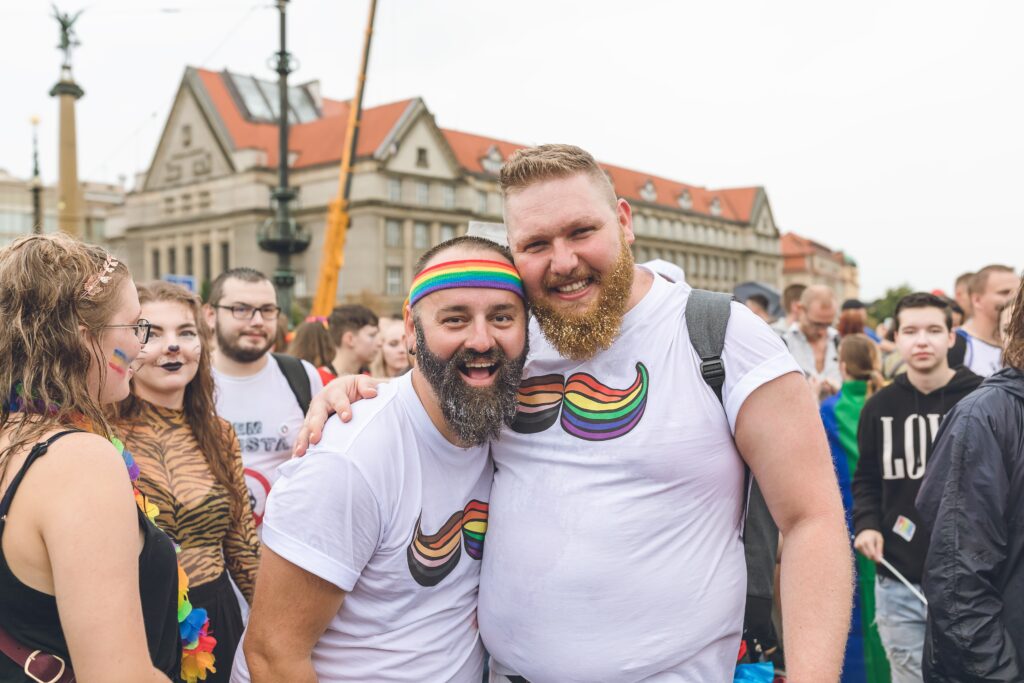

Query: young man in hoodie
left=916, top=284, right=1024, bottom=682
left=852, top=292, right=982, bottom=683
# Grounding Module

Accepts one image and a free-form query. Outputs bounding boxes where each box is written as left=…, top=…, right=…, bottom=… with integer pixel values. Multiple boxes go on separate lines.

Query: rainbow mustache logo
left=407, top=500, right=488, bottom=587
left=511, top=362, right=650, bottom=441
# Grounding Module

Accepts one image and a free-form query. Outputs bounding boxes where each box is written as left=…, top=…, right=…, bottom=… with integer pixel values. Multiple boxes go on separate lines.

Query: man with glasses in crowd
left=783, top=284, right=841, bottom=399
left=204, top=267, right=324, bottom=528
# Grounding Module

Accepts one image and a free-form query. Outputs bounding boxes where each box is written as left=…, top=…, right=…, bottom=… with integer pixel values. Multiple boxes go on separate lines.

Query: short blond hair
left=499, top=144, right=616, bottom=207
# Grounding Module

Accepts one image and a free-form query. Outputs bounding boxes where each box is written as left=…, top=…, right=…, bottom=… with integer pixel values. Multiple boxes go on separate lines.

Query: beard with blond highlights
left=530, top=238, right=635, bottom=360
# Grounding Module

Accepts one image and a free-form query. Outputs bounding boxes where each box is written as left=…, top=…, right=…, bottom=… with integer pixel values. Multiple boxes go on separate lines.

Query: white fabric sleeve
left=301, top=358, right=326, bottom=396
left=261, top=452, right=382, bottom=591
left=721, top=301, right=802, bottom=433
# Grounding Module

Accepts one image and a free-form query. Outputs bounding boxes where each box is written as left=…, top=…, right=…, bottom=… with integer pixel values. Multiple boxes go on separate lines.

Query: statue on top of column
left=52, top=5, right=83, bottom=70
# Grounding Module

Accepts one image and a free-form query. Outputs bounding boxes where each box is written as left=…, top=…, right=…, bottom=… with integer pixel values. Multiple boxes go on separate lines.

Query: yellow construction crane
left=311, top=0, right=378, bottom=316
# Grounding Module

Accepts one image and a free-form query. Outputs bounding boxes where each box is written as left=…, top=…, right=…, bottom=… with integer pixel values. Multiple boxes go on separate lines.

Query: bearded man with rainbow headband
left=232, top=236, right=528, bottom=683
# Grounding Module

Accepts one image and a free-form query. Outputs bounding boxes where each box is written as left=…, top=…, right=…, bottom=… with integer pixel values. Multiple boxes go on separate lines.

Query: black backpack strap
left=272, top=353, right=313, bottom=416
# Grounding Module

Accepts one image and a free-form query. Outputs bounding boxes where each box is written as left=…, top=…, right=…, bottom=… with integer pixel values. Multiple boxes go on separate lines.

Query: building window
left=440, top=223, right=456, bottom=242
left=640, top=180, right=657, bottom=203
left=477, top=190, right=488, bottom=214
left=709, top=198, right=722, bottom=217
left=202, top=243, right=211, bottom=283
left=416, top=182, right=429, bottom=205
left=185, top=245, right=194, bottom=276
left=198, top=191, right=211, bottom=210
left=168, top=247, right=177, bottom=275
left=220, top=242, right=230, bottom=273
left=678, top=191, right=692, bottom=210
left=181, top=124, right=192, bottom=148
left=386, top=266, right=403, bottom=295
left=388, top=178, right=401, bottom=203
left=180, top=194, right=192, bottom=213
left=442, top=185, right=455, bottom=209
left=386, top=219, right=402, bottom=247
left=163, top=196, right=175, bottom=216
left=481, top=145, right=504, bottom=175
left=152, top=249, right=161, bottom=279
left=416, top=147, right=429, bottom=168
left=414, top=222, right=429, bottom=249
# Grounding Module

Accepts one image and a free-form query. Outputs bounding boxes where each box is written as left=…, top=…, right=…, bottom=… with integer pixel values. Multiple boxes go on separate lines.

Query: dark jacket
left=916, top=367, right=1024, bottom=682
left=852, top=367, right=982, bottom=583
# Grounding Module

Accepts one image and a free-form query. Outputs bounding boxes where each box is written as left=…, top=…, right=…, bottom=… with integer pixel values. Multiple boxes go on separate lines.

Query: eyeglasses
left=214, top=304, right=282, bottom=321
left=101, top=319, right=152, bottom=344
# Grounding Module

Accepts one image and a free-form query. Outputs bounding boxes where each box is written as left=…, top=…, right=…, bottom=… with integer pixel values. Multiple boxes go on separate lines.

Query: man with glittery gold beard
left=300, top=145, right=853, bottom=683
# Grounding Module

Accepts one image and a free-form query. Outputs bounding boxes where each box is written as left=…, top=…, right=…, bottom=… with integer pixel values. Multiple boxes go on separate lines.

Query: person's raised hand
left=292, top=375, right=384, bottom=457
left=853, top=529, right=884, bottom=563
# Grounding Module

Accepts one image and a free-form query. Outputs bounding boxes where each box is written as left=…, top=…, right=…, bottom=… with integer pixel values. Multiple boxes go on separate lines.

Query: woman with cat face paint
left=115, top=281, right=259, bottom=683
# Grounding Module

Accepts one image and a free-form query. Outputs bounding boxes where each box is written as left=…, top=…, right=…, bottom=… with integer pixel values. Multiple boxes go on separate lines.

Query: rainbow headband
left=408, top=259, right=525, bottom=308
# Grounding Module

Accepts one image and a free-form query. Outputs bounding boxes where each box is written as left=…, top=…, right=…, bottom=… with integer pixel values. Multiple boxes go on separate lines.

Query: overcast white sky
left=2, top=0, right=1021, bottom=298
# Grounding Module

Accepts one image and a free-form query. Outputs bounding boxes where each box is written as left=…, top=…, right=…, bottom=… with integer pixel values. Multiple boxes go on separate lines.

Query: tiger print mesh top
left=116, top=399, right=260, bottom=601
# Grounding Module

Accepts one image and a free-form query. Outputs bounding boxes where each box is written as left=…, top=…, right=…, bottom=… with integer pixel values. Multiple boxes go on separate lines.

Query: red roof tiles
left=192, top=67, right=761, bottom=222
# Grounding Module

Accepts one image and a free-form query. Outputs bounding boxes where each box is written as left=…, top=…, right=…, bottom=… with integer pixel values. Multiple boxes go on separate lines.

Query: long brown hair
left=116, top=282, right=245, bottom=520
left=839, top=333, right=884, bottom=396
left=1002, top=277, right=1024, bottom=371
left=288, top=318, right=333, bottom=367
left=0, top=234, right=130, bottom=473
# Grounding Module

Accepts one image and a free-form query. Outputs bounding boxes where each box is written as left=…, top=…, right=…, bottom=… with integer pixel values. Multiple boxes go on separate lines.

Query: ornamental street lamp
left=257, top=0, right=310, bottom=318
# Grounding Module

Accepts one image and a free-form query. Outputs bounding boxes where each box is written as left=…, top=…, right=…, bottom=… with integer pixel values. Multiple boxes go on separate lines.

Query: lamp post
left=258, top=0, right=310, bottom=319
left=30, top=116, right=43, bottom=234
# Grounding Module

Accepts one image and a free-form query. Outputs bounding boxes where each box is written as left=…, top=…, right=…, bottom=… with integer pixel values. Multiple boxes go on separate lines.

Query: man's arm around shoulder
left=735, top=371, right=853, bottom=683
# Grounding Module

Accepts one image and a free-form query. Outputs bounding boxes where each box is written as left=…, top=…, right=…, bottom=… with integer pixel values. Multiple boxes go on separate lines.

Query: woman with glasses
left=115, top=281, right=259, bottom=683
left=0, top=234, right=181, bottom=682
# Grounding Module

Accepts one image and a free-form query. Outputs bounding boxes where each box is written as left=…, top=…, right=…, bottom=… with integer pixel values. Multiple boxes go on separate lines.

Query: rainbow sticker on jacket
left=510, top=374, right=566, bottom=434
left=560, top=362, right=650, bottom=441
left=407, top=499, right=489, bottom=587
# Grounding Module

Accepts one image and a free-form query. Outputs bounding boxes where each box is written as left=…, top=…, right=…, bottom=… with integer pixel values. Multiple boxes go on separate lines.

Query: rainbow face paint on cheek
left=108, top=348, right=129, bottom=375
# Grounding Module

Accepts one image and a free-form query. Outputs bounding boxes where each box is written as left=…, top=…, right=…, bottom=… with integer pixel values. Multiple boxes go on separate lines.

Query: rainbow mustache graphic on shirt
left=510, top=362, right=650, bottom=441
left=407, top=499, right=488, bottom=587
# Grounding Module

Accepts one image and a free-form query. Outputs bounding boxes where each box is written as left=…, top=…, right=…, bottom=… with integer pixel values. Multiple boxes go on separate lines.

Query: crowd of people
left=0, top=142, right=1020, bottom=683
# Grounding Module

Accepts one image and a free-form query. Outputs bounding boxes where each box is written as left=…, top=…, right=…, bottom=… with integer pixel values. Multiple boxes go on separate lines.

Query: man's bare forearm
left=778, top=512, right=853, bottom=683
left=245, top=642, right=318, bottom=683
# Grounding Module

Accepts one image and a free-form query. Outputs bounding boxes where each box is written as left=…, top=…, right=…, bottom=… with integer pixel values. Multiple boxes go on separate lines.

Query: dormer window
left=677, top=190, right=692, bottom=210
left=416, top=147, right=429, bottom=168
left=709, top=197, right=722, bottom=217
left=481, top=145, right=504, bottom=175
left=640, top=180, right=657, bottom=203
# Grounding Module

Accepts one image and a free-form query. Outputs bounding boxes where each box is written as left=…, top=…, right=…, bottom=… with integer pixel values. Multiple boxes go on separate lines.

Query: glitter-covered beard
left=413, top=316, right=528, bottom=447
left=530, top=237, right=635, bottom=361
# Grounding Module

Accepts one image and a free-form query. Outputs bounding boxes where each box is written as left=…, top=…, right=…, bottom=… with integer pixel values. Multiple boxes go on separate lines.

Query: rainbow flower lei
left=111, top=436, right=217, bottom=682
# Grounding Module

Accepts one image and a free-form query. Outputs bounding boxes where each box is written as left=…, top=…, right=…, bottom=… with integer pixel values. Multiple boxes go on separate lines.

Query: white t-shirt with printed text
left=478, top=274, right=801, bottom=683
left=231, top=372, right=491, bottom=683
left=212, top=354, right=323, bottom=526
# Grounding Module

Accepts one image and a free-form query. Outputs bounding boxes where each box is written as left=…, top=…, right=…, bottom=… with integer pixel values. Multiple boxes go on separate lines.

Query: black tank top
left=0, top=430, right=181, bottom=681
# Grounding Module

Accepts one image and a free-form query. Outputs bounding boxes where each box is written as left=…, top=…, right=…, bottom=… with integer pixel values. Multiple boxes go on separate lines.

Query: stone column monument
left=49, top=5, right=85, bottom=237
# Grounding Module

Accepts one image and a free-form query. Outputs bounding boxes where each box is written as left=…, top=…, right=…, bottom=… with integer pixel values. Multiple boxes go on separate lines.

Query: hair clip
left=82, top=253, right=119, bottom=299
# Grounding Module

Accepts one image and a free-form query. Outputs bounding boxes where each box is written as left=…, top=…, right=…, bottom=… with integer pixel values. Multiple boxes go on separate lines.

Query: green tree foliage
left=870, top=284, right=914, bottom=324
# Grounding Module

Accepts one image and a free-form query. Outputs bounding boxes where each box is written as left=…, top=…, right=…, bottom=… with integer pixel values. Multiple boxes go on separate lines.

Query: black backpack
left=272, top=353, right=313, bottom=415
left=685, top=290, right=780, bottom=663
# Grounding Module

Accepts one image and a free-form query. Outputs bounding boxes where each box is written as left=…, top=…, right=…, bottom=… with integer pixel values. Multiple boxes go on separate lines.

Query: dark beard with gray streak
left=414, top=318, right=528, bottom=446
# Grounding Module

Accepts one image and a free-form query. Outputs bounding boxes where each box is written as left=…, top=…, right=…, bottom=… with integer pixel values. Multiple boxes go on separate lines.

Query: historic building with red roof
left=781, top=232, right=860, bottom=301
left=108, top=67, right=784, bottom=309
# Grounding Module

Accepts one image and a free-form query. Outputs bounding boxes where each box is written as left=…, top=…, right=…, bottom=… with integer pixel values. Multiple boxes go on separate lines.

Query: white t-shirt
left=962, top=330, right=1003, bottom=377
left=212, top=354, right=323, bottom=526
left=479, top=275, right=801, bottom=683
left=231, top=373, right=491, bottom=683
